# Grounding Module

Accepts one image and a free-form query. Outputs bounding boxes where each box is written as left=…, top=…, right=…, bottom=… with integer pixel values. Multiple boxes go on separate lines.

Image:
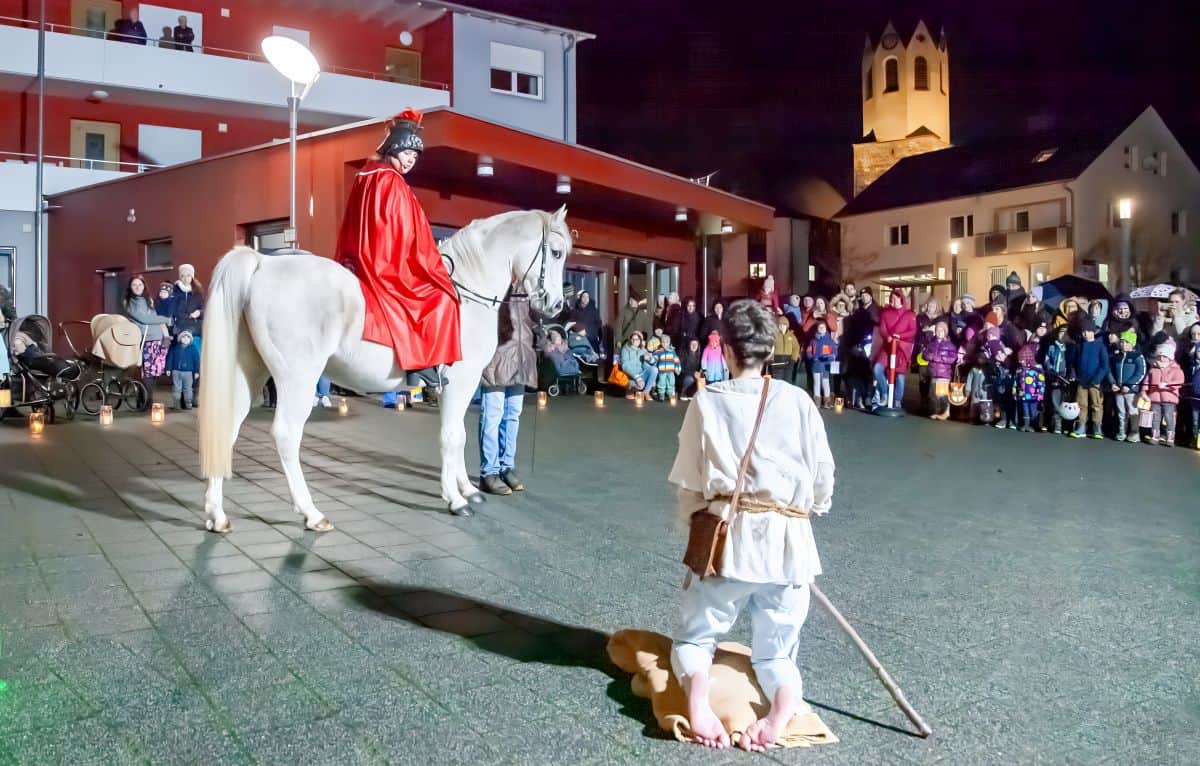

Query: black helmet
left=377, top=108, right=424, bottom=157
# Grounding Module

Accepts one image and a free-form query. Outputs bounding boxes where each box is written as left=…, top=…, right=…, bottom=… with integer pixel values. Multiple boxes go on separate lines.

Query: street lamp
left=1117, top=197, right=1133, bottom=292
left=262, top=35, right=321, bottom=249
left=949, top=241, right=959, bottom=256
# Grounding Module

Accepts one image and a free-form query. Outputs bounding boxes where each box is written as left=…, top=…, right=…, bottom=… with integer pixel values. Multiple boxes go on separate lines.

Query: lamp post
left=1117, top=198, right=1133, bottom=292
left=261, top=36, right=321, bottom=250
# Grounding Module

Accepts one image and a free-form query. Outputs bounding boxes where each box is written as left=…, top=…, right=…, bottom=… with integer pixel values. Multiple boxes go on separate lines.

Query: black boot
left=479, top=475, right=512, bottom=496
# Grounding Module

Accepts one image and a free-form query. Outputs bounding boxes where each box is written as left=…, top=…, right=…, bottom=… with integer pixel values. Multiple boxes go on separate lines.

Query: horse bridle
left=445, top=220, right=557, bottom=311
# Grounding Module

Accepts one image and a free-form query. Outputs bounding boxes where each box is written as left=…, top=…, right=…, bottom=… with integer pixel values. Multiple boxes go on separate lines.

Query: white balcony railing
left=0, top=17, right=450, bottom=123
left=0, top=157, right=134, bottom=211
left=977, top=225, right=1072, bottom=256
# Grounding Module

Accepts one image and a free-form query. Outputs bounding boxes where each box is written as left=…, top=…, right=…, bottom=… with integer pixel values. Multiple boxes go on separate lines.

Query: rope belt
left=714, top=496, right=811, bottom=519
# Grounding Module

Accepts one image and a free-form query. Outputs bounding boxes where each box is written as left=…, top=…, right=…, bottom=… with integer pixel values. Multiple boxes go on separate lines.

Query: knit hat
left=1119, top=329, right=1138, bottom=347
left=159, top=281, right=173, bottom=292
left=961, top=293, right=976, bottom=305
left=1006, top=271, right=1022, bottom=287
left=646, top=337, right=661, bottom=351
left=178, top=330, right=193, bottom=343
left=1078, top=316, right=1097, bottom=333
left=1155, top=339, right=1177, bottom=359
left=1113, top=292, right=1133, bottom=310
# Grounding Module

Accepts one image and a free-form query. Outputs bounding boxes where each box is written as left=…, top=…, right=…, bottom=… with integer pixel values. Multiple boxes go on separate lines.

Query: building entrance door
left=71, top=0, right=121, bottom=39
left=70, top=120, right=120, bottom=170
left=98, top=269, right=125, bottom=314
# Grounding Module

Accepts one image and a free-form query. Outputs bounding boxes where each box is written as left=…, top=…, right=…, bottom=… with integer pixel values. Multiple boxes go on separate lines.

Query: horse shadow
left=352, top=584, right=661, bottom=736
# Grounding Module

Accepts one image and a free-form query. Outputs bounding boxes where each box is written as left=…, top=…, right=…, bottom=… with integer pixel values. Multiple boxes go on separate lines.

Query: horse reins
left=443, top=219, right=552, bottom=311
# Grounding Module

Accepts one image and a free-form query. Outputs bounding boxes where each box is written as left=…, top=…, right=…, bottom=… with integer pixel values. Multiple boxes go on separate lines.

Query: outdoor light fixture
left=555, top=175, right=571, bottom=194
left=477, top=155, right=495, bottom=177
left=399, top=30, right=414, bottom=46
left=949, top=241, right=960, bottom=256
left=150, top=402, right=165, bottom=424
left=674, top=206, right=688, bottom=222
left=720, top=220, right=733, bottom=234
left=262, top=35, right=321, bottom=249
left=1118, top=198, right=1133, bottom=220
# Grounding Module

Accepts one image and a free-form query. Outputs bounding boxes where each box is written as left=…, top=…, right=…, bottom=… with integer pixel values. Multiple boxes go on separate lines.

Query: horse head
left=514, top=205, right=571, bottom=318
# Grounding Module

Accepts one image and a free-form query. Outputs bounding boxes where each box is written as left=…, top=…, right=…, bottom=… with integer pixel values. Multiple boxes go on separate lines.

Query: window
left=1110, top=203, right=1123, bottom=229
left=887, top=224, right=909, bottom=246
left=1124, top=145, right=1138, bottom=170
left=1098, top=263, right=1110, bottom=288
left=949, top=214, right=974, bottom=239
left=1030, top=262, right=1051, bottom=287
left=1172, top=211, right=1187, bottom=236
left=749, top=263, right=767, bottom=279
left=939, top=60, right=945, bottom=94
left=70, top=119, right=119, bottom=170
left=489, top=42, right=544, bottom=100
left=884, top=58, right=899, bottom=92
left=1015, top=210, right=1030, bottom=232
left=913, top=56, right=928, bottom=90
left=385, top=48, right=421, bottom=85
left=0, top=246, right=14, bottom=295
left=143, top=238, right=173, bottom=270
left=864, top=66, right=873, bottom=100
left=989, top=267, right=1007, bottom=288
left=954, top=269, right=968, bottom=297
left=1033, top=148, right=1058, bottom=163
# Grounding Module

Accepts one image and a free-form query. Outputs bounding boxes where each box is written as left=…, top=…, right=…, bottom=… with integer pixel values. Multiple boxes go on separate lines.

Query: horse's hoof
left=205, top=518, right=232, bottom=534
left=305, top=518, right=335, bottom=532
left=449, top=504, right=474, bottom=518
left=467, top=493, right=487, bottom=505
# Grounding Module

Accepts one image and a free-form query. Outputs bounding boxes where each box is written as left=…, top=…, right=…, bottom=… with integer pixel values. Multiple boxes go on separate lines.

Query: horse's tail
left=199, top=245, right=263, bottom=479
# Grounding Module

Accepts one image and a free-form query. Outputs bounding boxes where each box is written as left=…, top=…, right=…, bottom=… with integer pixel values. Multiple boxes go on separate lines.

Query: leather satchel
left=683, top=379, right=771, bottom=579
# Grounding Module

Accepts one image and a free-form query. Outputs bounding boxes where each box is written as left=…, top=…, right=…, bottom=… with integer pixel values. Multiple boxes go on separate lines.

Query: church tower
left=852, top=21, right=951, bottom=197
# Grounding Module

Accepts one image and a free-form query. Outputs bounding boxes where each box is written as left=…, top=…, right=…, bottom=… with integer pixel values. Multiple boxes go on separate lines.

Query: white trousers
left=811, top=372, right=830, bottom=398
left=671, top=576, right=810, bottom=703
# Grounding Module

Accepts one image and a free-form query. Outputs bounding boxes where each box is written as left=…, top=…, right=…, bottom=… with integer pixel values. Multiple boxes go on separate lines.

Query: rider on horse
left=335, top=108, right=461, bottom=389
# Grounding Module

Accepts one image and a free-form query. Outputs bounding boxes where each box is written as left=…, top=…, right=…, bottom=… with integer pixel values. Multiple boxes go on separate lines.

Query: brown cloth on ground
left=607, top=629, right=838, bottom=749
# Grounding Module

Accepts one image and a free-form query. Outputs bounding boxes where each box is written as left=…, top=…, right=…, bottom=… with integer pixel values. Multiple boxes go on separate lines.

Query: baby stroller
left=61, top=315, right=151, bottom=416
left=536, top=321, right=597, bottom=396
left=2, top=315, right=82, bottom=423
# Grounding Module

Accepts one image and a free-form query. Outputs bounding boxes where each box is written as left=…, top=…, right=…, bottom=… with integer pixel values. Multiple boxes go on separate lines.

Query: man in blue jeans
left=478, top=293, right=537, bottom=496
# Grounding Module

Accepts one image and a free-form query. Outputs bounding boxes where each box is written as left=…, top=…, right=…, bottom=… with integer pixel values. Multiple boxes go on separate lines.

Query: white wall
left=451, top=13, right=576, bottom=142
left=1071, top=107, right=1200, bottom=285
left=0, top=24, right=449, bottom=123
left=139, top=3, right=203, bottom=48
left=137, top=125, right=202, bottom=166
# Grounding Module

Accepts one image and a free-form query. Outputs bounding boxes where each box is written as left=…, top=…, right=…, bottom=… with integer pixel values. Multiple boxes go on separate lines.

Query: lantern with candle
left=537, top=391, right=548, bottom=409
left=28, top=410, right=45, bottom=435
left=634, top=391, right=645, bottom=408
left=696, top=372, right=706, bottom=391
left=669, top=392, right=678, bottom=407
left=833, top=397, right=844, bottom=414
left=150, top=402, right=165, bottom=424
left=594, top=391, right=605, bottom=408
left=396, top=393, right=407, bottom=411
left=337, top=398, right=349, bottom=416
left=99, top=404, right=114, bottom=426
left=0, top=375, right=11, bottom=408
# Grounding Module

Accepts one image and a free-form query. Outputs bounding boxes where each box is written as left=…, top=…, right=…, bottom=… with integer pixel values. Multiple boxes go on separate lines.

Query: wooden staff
left=810, top=583, right=933, bottom=738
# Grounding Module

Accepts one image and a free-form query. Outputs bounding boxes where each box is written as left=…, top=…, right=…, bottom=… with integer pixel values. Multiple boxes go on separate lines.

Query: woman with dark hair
left=568, top=290, right=603, bottom=355
left=699, top=300, right=725, bottom=341
left=669, top=300, right=836, bottom=751
left=124, top=275, right=173, bottom=380
left=167, top=263, right=205, bottom=354
left=678, top=296, right=703, bottom=350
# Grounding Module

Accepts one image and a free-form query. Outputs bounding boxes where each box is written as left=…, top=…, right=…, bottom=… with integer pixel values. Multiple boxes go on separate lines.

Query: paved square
left=1, top=394, right=1196, bottom=764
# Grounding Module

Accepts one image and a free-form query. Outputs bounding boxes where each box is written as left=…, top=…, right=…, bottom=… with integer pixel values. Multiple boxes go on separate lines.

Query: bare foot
left=739, top=685, right=798, bottom=752
left=683, top=672, right=729, bottom=748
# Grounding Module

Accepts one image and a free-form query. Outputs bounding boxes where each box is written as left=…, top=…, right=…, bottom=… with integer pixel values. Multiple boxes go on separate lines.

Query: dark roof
left=838, top=126, right=1125, bottom=217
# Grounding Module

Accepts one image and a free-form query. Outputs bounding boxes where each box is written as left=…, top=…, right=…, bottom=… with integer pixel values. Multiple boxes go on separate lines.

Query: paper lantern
left=99, top=405, right=114, bottom=426
left=150, top=402, right=165, bottom=424
left=29, top=411, right=45, bottom=435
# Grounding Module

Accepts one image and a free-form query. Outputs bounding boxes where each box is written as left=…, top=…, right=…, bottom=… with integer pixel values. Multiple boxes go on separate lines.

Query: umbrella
left=1030, top=275, right=1111, bottom=312
left=1129, top=284, right=1199, bottom=302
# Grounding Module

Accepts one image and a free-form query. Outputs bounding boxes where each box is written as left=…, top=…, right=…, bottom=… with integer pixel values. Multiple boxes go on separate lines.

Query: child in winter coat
left=964, top=349, right=994, bottom=424
left=700, top=330, right=728, bottom=383
left=1069, top=317, right=1110, bottom=439
left=1140, top=339, right=1184, bottom=446
left=770, top=315, right=801, bottom=385
left=169, top=330, right=201, bottom=409
left=1109, top=330, right=1146, bottom=442
left=806, top=321, right=839, bottom=408
left=1186, top=324, right=1200, bottom=449
left=1042, top=325, right=1071, bottom=433
left=991, top=344, right=1016, bottom=429
left=651, top=336, right=682, bottom=400
left=923, top=319, right=959, bottom=420
left=1013, top=342, right=1046, bottom=432
left=679, top=338, right=702, bottom=400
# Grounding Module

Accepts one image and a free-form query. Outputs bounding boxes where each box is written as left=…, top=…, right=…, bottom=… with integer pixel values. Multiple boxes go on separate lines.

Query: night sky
left=472, top=0, right=1199, bottom=211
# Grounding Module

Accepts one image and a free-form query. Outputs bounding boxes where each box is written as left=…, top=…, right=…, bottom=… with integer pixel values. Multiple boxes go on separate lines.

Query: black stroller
left=536, top=322, right=598, bottom=396
left=1, top=315, right=82, bottom=424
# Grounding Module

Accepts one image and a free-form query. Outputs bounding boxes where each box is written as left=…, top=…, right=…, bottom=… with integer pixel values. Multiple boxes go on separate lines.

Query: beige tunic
left=669, top=378, right=836, bottom=585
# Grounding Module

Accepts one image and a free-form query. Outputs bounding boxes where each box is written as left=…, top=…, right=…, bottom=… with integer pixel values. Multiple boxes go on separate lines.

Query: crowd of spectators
left=109, top=10, right=195, bottom=51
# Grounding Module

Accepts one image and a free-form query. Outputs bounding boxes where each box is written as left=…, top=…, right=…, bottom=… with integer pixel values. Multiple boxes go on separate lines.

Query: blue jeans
left=634, top=366, right=657, bottom=392
left=315, top=375, right=331, bottom=398
left=873, top=363, right=905, bottom=406
left=479, top=386, right=524, bottom=476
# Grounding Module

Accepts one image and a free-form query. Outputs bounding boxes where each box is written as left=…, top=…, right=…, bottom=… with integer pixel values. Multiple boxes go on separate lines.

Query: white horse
left=197, top=208, right=570, bottom=531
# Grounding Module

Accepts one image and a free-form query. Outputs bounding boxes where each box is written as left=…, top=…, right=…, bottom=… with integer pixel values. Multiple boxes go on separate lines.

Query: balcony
left=0, top=17, right=450, bottom=126
left=0, top=153, right=144, bottom=211
left=976, top=225, right=1071, bottom=256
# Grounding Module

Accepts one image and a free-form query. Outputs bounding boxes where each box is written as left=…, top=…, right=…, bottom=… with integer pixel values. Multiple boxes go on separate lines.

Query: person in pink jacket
left=871, top=290, right=917, bottom=409
left=1140, top=339, right=1184, bottom=446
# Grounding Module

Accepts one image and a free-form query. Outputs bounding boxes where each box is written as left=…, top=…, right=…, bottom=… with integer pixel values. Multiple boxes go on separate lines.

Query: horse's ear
left=552, top=205, right=567, bottom=225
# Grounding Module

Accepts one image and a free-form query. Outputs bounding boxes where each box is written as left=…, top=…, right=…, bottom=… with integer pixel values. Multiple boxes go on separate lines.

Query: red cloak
left=335, top=161, right=461, bottom=369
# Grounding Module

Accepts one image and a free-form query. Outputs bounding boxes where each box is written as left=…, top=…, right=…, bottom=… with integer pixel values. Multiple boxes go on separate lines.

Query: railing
left=0, top=14, right=450, bottom=91
left=0, top=150, right=162, bottom=173
left=976, top=225, right=1071, bottom=256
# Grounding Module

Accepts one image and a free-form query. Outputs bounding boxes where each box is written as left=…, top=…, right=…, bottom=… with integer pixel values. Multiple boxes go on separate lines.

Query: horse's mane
left=439, top=209, right=565, bottom=281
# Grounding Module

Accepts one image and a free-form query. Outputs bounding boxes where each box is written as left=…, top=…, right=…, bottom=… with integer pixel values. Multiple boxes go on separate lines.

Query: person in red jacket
left=335, top=109, right=461, bottom=386
left=1140, top=339, right=1184, bottom=446
left=871, top=290, right=917, bottom=409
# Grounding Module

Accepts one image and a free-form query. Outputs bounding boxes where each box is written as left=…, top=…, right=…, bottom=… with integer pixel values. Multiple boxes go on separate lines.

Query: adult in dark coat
left=167, top=264, right=205, bottom=347
left=173, top=16, right=195, bottom=51
left=842, top=289, right=879, bottom=407
left=1104, top=293, right=1142, bottom=350
left=677, top=296, right=702, bottom=350
left=663, top=294, right=683, bottom=347
left=478, top=293, right=536, bottom=499
left=1004, top=271, right=1028, bottom=317
left=699, top=300, right=725, bottom=341
left=110, top=10, right=147, bottom=44
left=567, top=290, right=602, bottom=354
